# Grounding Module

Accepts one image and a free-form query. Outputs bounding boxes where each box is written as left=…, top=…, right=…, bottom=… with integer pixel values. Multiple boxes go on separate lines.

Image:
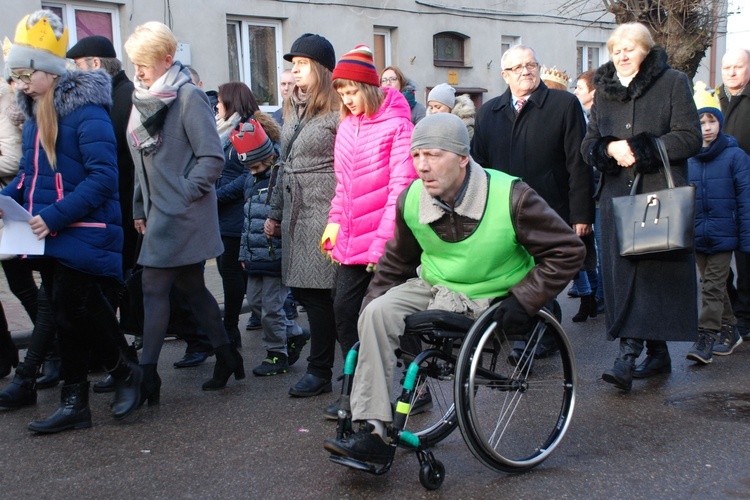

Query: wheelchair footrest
left=328, top=454, right=392, bottom=475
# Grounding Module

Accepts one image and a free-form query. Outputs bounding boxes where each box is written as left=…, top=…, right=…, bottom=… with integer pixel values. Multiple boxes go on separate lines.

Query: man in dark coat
left=717, top=47, right=750, bottom=341
left=472, top=45, right=593, bottom=358
left=471, top=45, right=594, bottom=231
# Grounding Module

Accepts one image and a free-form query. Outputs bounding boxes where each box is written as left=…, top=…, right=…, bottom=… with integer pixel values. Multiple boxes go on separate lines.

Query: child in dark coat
left=686, top=84, right=750, bottom=365
left=232, top=115, right=309, bottom=376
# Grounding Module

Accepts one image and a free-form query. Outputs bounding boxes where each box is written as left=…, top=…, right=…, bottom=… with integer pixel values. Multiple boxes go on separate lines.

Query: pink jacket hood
left=329, top=86, right=417, bottom=265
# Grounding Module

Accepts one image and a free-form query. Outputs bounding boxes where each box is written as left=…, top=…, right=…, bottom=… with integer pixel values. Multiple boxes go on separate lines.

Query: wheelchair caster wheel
left=419, top=460, right=445, bottom=490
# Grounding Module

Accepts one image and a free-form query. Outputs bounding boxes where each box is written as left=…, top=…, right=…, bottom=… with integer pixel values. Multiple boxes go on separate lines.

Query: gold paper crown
left=13, top=14, right=69, bottom=58
left=2, top=37, right=12, bottom=60
left=693, top=81, right=720, bottom=111
left=540, top=66, right=570, bottom=87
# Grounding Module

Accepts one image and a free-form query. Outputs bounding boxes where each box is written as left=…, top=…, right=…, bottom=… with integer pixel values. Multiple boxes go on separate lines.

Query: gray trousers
left=246, top=275, right=303, bottom=354
left=696, top=251, right=735, bottom=332
left=351, top=278, right=436, bottom=423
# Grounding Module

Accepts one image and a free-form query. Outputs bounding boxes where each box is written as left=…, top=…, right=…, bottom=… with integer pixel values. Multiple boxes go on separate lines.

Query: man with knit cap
left=324, top=113, right=584, bottom=465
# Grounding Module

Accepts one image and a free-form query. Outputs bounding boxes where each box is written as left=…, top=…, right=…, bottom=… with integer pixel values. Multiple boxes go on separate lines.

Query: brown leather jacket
left=363, top=167, right=585, bottom=315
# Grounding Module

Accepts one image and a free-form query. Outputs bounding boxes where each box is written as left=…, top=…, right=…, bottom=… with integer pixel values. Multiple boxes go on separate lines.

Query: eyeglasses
left=10, top=70, right=37, bottom=84
left=75, top=57, right=95, bottom=69
left=381, top=76, right=399, bottom=84
left=503, top=63, right=540, bottom=75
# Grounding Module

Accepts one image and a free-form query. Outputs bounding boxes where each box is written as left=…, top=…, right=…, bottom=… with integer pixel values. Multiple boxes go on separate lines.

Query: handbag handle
left=629, top=137, right=676, bottom=195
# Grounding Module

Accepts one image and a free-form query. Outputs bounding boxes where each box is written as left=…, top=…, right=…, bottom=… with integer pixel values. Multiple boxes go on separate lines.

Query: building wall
left=1, top=0, right=726, bottom=103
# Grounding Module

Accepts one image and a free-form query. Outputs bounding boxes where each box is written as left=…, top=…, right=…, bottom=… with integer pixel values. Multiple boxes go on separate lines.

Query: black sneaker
left=323, top=423, right=393, bottom=465
left=252, top=352, right=289, bottom=376
left=686, top=331, right=715, bottom=365
left=713, top=324, right=743, bottom=356
left=287, top=329, right=311, bottom=366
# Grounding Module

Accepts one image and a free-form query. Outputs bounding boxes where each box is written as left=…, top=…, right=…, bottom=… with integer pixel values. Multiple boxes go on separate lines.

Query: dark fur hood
left=17, top=70, right=112, bottom=119
left=594, top=46, right=669, bottom=102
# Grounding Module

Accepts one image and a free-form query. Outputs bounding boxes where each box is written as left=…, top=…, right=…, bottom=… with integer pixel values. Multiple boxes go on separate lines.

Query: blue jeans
left=246, top=274, right=303, bottom=354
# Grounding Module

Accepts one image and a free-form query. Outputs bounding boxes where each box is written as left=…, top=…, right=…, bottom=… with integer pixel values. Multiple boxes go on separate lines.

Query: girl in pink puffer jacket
left=323, top=45, right=417, bottom=360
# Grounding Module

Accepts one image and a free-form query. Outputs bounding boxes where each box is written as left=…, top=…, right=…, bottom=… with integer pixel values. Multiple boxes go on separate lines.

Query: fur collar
left=594, top=46, right=669, bottom=102
left=419, top=159, right=488, bottom=224
left=17, top=70, right=112, bottom=120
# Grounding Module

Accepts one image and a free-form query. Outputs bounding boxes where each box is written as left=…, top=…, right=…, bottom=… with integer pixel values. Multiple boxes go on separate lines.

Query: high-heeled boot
left=0, top=329, right=19, bottom=379
left=108, top=357, right=143, bottom=420
left=202, top=344, right=245, bottom=391
left=94, top=344, right=139, bottom=394
left=0, top=362, right=38, bottom=409
left=602, top=338, right=644, bottom=391
left=28, top=382, right=92, bottom=434
left=633, top=341, right=671, bottom=378
left=572, top=295, right=597, bottom=322
left=139, top=364, right=161, bottom=406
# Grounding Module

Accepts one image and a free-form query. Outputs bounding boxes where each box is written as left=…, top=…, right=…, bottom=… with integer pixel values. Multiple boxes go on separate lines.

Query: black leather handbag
left=611, top=138, right=695, bottom=259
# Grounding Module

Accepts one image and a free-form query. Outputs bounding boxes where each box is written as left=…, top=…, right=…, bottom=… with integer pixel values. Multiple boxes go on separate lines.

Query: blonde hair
left=124, top=21, right=177, bottom=66
left=283, top=58, right=339, bottom=120
left=332, top=79, right=384, bottom=118
left=36, top=78, right=60, bottom=168
left=607, top=23, right=655, bottom=54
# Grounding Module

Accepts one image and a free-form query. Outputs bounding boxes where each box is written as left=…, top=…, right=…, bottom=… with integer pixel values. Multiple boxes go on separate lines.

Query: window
left=501, top=35, right=520, bottom=57
left=433, top=32, right=468, bottom=67
left=227, top=19, right=282, bottom=106
left=373, top=28, right=392, bottom=77
left=42, top=2, right=121, bottom=57
left=577, top=42, right=604, bottom=75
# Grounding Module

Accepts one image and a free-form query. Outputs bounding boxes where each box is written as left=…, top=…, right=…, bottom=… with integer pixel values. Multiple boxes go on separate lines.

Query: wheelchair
left=327, top=301, right=577, bottom=490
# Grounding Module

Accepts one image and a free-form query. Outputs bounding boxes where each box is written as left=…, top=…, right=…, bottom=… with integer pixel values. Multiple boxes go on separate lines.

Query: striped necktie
left=515, top=98, right=526, bottom=113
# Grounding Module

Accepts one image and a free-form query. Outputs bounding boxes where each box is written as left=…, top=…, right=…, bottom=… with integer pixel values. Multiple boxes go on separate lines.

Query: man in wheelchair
left=324, top=113, right=585, bottom=465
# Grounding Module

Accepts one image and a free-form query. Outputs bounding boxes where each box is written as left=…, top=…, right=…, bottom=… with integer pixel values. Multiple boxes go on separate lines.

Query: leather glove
left=366, top=263, right=376, bottom=273
left=320, top=223, right=340, bottom=254
left=493, top=295, right=535, bottom=339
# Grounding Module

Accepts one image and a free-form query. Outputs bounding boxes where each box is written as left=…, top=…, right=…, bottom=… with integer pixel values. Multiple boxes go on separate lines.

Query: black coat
left=718, top=84, right=750, bottom=155
left=581, top=46, right=702, bottom=341
left=110, top=70, right=138, bottom=271
left=471, top=81, right=594, bottom=225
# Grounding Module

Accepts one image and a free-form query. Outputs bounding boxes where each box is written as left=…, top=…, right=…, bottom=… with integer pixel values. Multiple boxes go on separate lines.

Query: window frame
left=576, top=42, right=605, bottom=75
left=433, top=31, right=468, bottom=68
left=226, top=17, right=283, bottom=110
left=42, top=1, right=121, bottom=59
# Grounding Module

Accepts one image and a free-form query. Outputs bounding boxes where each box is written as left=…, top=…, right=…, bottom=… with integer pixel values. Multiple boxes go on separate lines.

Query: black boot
left=109, top=358, right=143, bottom=420
left=602, top=338, right=643, bottom=391
left=0, top=329, right=19, bottom=379
left=36, top=355, right=61, bottom=390
left=202, top=344, right=245, bottom=391
left=139, top=364, right=161, bottom=406
left=0, top=362, right=38, bottom=409
left=28, top=382, right=92, bottom=434
left=572, top=295, right=596, bottom=322
left=633, top=341, right=671, bottom=379
left=94, top=345, right=138, bottom=394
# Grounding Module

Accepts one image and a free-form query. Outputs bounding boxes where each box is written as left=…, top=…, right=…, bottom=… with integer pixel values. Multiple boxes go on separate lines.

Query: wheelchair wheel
left=398, top=349, right=458, bottom=448
left=454, top=304, right=576, bottom=473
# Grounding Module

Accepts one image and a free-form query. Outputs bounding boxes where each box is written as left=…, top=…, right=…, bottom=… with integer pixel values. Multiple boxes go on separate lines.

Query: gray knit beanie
left=427, top=83, right=456, bottom=109
left=411, top=113, right=469, bottom=156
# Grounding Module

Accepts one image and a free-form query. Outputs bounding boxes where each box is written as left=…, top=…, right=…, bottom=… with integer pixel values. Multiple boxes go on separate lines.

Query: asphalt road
left=1, top=262, right=749, bottom=499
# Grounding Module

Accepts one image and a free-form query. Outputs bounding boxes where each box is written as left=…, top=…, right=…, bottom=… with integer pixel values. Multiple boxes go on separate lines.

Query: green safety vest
left=404, top=169, right=534, bottom=299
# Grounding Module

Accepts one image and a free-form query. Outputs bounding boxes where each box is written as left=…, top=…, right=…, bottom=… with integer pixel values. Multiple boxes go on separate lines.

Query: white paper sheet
left=0, top=195, right=45, bottom=255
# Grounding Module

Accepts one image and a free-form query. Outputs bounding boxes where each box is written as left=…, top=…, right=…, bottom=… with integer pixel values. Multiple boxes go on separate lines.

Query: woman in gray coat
left=126, top=22, right=244, bottom=402
left=266, top=34, right=339, bottom=398
left=581, top=23, right=702, bottom=392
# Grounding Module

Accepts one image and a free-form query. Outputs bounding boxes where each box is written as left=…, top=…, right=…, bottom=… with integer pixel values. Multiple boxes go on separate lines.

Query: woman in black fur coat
left=581, top=22, right=702, bottom=391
